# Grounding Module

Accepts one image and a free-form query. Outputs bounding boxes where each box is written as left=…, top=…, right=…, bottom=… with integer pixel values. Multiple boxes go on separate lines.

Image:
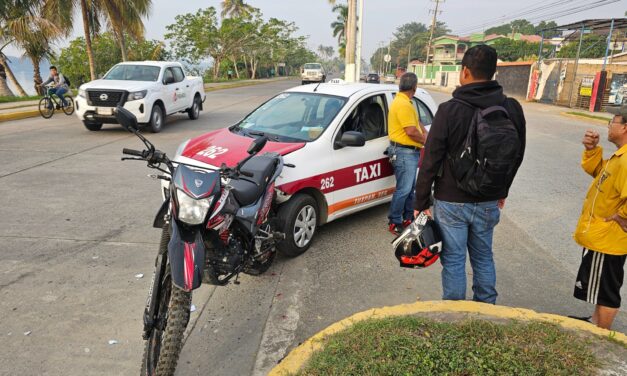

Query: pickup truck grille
left=87, top=90, right=127, bottom=107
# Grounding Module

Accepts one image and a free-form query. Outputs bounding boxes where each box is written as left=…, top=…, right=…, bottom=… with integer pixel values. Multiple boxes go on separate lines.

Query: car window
left=337, top=94, right=388, bottom=142
left=391, top=93, right=434, bottom=126
left=163, top=68, right=174, bottom=84
left=172, top=67, right=185, bottom=83
left=412, top=98, right=433, bottom=126
left=304, top=63, right=322, bottom=70
left=103, top=65, right=160, bottom=81
left=235, top=92, right=347, bottom=142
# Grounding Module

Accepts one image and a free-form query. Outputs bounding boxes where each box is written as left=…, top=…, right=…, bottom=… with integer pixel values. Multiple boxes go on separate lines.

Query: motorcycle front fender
left=168, top=222, right=205, bottom=292
left=153, top=198, right=170, bottom=229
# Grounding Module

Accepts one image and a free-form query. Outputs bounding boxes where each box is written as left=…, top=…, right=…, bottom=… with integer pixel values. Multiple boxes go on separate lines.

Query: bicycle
left=38, top=86, right=75, bottom=119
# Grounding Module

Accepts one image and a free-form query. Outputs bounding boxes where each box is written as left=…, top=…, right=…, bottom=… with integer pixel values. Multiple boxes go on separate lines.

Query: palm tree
left=221, top=0, right=254, bottom=18
left=44, top=0, right=99, bottom=81
left=100, top=0, right=151, bottom=61
left=331, top=4, right=348, bottom=47
left=1, top=0, right=62, bottom=95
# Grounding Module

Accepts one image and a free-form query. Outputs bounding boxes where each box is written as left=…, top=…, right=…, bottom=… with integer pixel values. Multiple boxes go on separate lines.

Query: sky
left=4, top=0, right=626, bottom=62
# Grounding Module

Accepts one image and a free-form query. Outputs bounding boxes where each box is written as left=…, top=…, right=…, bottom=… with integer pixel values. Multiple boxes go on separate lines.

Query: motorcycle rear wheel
left=140, top=270, right=191, bottom=376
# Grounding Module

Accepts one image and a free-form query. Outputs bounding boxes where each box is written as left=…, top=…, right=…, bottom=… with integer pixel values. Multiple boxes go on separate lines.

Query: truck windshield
left=234, top=92, right=347, bottom=142
left=304, top=64, right=322, bottom=70
left=103, top=65, right=161, bottom=81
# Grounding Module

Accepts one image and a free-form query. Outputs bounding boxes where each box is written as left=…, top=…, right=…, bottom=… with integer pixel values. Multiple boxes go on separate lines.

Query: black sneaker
left=567, top=315, right=592, bottom=323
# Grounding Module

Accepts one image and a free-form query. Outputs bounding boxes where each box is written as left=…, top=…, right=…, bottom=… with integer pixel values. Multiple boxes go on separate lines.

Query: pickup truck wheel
left=149, top=105, right=164, bottom=133
left=83, top=121, right=102, bottom=131
left=277, top=194, right=318, bottom=257
left=187, top=97, right=200, bottom=120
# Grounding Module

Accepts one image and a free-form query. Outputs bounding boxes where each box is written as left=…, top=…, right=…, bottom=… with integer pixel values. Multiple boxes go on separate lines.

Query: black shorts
left=574, top=248, right=626, bottom=309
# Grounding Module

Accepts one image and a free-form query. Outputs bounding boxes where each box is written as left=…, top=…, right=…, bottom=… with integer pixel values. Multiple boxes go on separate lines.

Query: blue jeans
left=48, top=87, right=68, bottom=107
left=387, top=145, right=420, bottom=225
left=434, top=199, right=501, bottom=304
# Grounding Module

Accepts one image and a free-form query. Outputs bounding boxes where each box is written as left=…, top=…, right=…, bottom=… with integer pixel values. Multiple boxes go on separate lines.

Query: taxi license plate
left=96, top=107, right=113, bottom=115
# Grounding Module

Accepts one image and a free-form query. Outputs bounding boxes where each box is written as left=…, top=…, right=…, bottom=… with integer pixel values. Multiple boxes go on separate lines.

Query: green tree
left=221, top=0, right=254, bottom=18
left=54, top=32, right=167, bottom=85
left=44, top=0, right=99, bottom=80
left=535, top=20, right=560, bottom=38
left=99, top=0, right=152, bottom=62
left=1, top=0, right=65, bottom=95
left=491, top=38, right=541, bottom=61
left=557, top=34, right=608, bottom=59
left=331, top=4, right=347, bottom=57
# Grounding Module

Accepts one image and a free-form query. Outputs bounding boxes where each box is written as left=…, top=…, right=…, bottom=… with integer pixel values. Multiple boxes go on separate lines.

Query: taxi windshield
left=233, top=92, right=347, bottom=142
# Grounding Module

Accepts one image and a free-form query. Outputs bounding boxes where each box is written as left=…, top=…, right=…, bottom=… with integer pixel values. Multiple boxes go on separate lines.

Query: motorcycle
left=115, top=107, right=292, bottom=375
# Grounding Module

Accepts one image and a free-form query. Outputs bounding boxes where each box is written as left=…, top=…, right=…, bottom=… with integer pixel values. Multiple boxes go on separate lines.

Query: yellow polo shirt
left=573, top=144, right=627, bottom=255
left=388, top=92, right=423, bottom=148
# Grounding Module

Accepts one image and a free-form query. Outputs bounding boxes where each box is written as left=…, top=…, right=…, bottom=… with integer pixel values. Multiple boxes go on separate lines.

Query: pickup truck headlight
left=78, top=88, right=86, bottom=98
left=128, top=90, right=148, bottom=101
left=176, top=189, right=212, bottom=225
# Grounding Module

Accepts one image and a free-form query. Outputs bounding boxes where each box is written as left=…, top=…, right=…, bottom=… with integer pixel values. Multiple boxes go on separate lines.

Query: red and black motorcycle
left=115, top=107, right=291, bottom=375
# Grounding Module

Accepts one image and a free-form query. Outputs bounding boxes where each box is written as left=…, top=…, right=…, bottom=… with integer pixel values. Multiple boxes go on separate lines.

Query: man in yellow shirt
left=386, top=72, right=428, bottom=235
left=571, top=104, right=627, bottom=329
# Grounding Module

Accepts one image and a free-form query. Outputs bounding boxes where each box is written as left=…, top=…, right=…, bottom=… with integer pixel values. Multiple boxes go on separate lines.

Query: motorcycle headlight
left=78, top=88, right=86, bottom=98
left=128, top=90, right=147, bottom=101
left=176, top=189, right=212, bottom=225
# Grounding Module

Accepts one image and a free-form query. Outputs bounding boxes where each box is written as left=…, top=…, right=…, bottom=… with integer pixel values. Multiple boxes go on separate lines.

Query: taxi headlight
left=176, top=189, right=212, bottom=225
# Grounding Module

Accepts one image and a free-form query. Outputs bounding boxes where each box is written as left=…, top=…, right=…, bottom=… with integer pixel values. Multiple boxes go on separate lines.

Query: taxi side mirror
left=334, top=131, right=365, bottom=149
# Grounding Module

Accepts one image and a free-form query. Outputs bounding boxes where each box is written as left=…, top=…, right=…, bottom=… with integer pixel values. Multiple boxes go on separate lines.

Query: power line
left=423, top=0, right=443, bottom=83
left=454, top=0, right=619, bottom=35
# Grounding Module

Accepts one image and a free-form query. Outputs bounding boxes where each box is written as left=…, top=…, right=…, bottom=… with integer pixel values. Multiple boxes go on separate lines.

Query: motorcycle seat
left=230, top=155, right=278, bottom=206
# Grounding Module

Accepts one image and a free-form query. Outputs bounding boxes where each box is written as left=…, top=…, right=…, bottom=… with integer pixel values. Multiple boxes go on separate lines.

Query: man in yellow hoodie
left=572, top=104, right=627, bottom=329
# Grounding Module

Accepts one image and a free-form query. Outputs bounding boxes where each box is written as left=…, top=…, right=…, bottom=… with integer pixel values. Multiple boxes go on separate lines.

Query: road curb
left=268, top=300, right=627, bottom=376
left=0, top=108, right=41, bottom=122
left=0, top=78, right=294, bottom=123
left=560, top=111, right=612, bottom=125
left=204, top=77, right=291, bottom=92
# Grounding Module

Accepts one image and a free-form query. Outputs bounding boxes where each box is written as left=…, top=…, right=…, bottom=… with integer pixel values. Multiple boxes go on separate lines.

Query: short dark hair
left=461, top=45, right=497, bottom=80
left=399, top=72, right=417, bottom=91
left=49, top=65, right=57, bottom=71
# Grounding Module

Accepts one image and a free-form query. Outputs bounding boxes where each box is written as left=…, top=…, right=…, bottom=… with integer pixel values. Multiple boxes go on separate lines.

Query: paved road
left=0, top=79, right=624, bottom=375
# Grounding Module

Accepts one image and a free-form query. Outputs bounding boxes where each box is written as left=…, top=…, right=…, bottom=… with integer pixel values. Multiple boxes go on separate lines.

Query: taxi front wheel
left=277, top=194, right=318, bottom=257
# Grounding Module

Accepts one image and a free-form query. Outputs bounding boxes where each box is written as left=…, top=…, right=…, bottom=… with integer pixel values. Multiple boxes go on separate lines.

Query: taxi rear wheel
left=277, top=194, right=318, bottom=257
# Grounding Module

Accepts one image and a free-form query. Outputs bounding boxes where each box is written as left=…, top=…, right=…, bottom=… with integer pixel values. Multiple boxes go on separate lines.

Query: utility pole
left=345, top=0, right=357, bottom=82
left=355, top=0, right=364, bottom=82
left=423, top=0, right=443, bottom=84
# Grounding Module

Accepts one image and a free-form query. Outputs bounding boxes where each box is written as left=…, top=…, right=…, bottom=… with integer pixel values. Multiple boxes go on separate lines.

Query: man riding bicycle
left=42, top=66, right=69, bottom=109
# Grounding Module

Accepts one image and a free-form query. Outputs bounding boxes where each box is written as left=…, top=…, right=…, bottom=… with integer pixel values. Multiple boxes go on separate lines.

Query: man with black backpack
left=413, top=45, right=526, bottom=304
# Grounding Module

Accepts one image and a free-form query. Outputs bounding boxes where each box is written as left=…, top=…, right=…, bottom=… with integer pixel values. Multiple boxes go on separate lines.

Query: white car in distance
left=75, top=61, right=206, bottom=132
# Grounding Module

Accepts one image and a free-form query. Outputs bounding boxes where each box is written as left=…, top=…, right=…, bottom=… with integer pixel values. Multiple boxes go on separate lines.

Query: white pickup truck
left=75, top=61, right=206, bottom=132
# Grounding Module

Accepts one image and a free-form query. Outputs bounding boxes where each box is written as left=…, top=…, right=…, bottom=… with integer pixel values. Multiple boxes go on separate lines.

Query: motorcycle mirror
left=116, top=106, right=139, bottom=132
left=247, top=136, right=268, bottom=155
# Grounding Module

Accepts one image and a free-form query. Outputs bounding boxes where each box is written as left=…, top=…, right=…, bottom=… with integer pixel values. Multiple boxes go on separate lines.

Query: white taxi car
left=172, top=81, right=437, bottom=255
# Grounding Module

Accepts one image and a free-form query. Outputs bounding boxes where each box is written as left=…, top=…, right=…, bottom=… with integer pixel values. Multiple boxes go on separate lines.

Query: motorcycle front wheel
left=140, top=269, right=191, bottom=376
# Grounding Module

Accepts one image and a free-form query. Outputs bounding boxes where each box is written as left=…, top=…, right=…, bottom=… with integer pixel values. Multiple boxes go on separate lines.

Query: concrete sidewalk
left=0, top=77, right=292, bottom=122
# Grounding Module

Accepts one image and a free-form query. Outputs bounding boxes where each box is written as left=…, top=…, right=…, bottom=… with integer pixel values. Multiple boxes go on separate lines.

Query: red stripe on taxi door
left=278, top=157, right=394, bottom=195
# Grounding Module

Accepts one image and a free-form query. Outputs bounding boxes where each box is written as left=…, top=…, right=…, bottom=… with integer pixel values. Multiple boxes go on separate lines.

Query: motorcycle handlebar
left=123, top=148, right=144, bottom=157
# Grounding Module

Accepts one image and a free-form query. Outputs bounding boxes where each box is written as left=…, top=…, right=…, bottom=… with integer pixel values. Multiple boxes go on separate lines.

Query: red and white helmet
left=392, top=212, right=443, bottom=268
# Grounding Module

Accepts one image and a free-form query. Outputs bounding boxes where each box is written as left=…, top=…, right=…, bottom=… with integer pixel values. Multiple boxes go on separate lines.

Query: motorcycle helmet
left=392, top=212, right=443, bottom=268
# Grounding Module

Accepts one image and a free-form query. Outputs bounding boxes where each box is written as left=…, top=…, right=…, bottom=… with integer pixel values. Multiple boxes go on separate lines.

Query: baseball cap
left=607, top=104, right=627, bottom=120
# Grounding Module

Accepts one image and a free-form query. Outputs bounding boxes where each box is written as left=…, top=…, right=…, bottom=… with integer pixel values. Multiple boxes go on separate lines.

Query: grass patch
left=565, top=111, right=612, bottom=122
left=0, top=95, right=40, bottom=103
left=296, top=317, right=599, bottom=376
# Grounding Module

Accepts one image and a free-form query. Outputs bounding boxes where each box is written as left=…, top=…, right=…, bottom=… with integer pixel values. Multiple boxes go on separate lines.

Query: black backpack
left=448, top=99, right=521, bottom=198
left=61, top=74, right=71, bottom=88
